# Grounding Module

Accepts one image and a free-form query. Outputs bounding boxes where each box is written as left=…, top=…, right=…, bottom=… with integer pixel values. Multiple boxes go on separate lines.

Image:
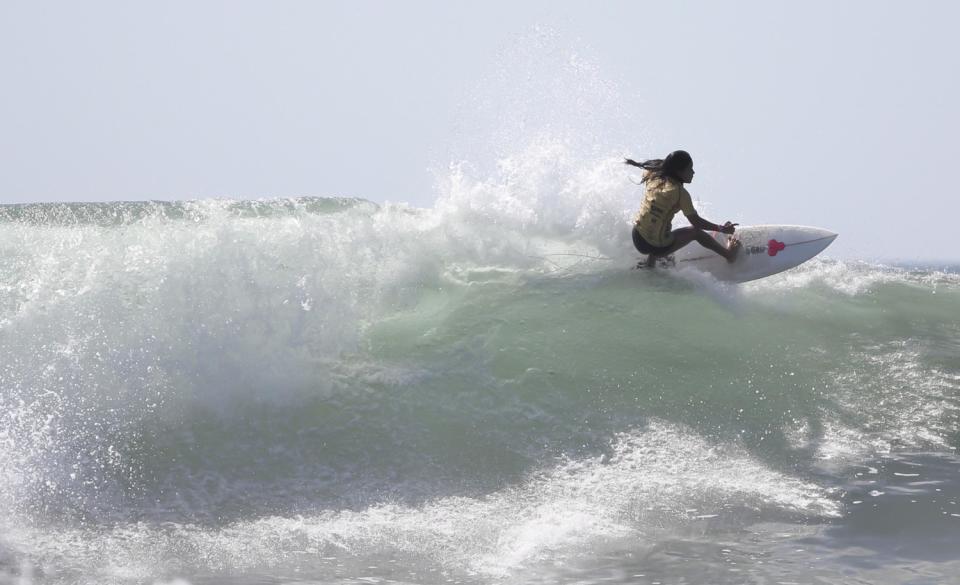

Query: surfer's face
left=679, top=164, right=695, bottom=183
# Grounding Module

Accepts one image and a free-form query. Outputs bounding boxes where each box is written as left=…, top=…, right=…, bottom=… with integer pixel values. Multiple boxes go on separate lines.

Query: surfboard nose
left=790, top=225, right=838, bottom=247
left=817, top=228, right=838, bottom=247
left=800, top=226, right=838, bottom=255
left=813, top=227, right=838, bottom=241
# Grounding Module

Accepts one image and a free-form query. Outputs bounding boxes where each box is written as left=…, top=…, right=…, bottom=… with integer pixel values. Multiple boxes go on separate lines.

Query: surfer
left=626, top=150, right=740, bottom=268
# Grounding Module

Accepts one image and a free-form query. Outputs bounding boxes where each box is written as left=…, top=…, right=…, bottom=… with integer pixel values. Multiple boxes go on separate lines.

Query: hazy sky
left=2, top=1, right=958, bottom=262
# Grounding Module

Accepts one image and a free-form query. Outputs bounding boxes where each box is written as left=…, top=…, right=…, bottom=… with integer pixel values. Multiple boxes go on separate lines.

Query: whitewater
left=1, top=161, right=959, bottom=584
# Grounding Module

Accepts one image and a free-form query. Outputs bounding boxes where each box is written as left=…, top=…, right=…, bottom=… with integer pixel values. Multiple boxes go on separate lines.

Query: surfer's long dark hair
left=625, top=150, right=692, bottom=183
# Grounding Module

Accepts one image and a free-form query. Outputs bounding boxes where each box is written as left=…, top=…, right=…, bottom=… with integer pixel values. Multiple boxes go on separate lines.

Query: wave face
left=1, top=186, right=959, bottom=584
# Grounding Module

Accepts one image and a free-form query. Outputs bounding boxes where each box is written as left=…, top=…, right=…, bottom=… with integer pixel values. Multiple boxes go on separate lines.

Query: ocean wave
left=1, top=192, right=958, bottom=583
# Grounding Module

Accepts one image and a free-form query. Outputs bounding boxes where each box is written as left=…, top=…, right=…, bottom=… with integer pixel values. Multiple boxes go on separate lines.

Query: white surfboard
left=663, top=225, right=837, bottom=283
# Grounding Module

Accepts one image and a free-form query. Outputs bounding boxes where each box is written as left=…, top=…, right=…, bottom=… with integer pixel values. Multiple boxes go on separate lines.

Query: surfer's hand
left=720, top=222, right=738, bottom=234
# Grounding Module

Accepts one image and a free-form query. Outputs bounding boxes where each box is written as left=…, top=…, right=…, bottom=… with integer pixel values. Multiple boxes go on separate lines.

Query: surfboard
left=650, top=225, right=837, bottom=283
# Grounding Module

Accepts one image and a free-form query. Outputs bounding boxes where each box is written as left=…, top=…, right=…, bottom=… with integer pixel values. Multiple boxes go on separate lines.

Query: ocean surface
left=1, top=196, right=958, bottom=585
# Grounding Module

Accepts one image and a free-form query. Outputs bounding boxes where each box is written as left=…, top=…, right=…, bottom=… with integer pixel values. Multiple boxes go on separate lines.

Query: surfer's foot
left=645, top=255, right=657, bottom=269
left=725, top=238, right=741, bottom=263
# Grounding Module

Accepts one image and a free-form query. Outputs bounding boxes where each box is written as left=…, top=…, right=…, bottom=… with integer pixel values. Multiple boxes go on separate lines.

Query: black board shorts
left=632, top=225, right=673, bottom=256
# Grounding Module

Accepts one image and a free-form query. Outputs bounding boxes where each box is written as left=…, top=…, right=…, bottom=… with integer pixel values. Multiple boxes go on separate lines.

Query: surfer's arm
left=686, top=213, right=737, bottom=235
left=678, top=188, right=734, bottom=234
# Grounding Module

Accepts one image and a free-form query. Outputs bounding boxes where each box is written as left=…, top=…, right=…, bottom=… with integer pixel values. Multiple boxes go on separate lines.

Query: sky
left=1, top=1, right=958, bottom=262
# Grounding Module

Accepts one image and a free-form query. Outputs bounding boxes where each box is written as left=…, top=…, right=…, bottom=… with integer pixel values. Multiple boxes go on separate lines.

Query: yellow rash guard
left=634, top=176, right=697, bottom=247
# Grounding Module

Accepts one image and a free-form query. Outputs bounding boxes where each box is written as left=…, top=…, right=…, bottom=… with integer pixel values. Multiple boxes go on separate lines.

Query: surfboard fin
left=633, top=255, right=676, bottom=270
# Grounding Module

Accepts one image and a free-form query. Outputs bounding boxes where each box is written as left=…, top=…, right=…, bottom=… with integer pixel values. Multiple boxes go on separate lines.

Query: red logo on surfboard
left=767, top=239, right=786, bottom=256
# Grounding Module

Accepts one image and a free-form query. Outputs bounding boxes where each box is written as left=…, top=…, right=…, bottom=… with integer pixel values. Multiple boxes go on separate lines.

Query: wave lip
left=0, top=197, right=375, bottom=226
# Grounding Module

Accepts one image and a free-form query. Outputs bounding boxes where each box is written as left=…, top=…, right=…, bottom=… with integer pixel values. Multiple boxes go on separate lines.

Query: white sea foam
left=0, top=421, right=839, bottom=584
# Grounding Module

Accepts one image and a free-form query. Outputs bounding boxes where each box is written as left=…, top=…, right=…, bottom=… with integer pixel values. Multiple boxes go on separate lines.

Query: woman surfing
left=626, top=150, right=740, bottom=268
